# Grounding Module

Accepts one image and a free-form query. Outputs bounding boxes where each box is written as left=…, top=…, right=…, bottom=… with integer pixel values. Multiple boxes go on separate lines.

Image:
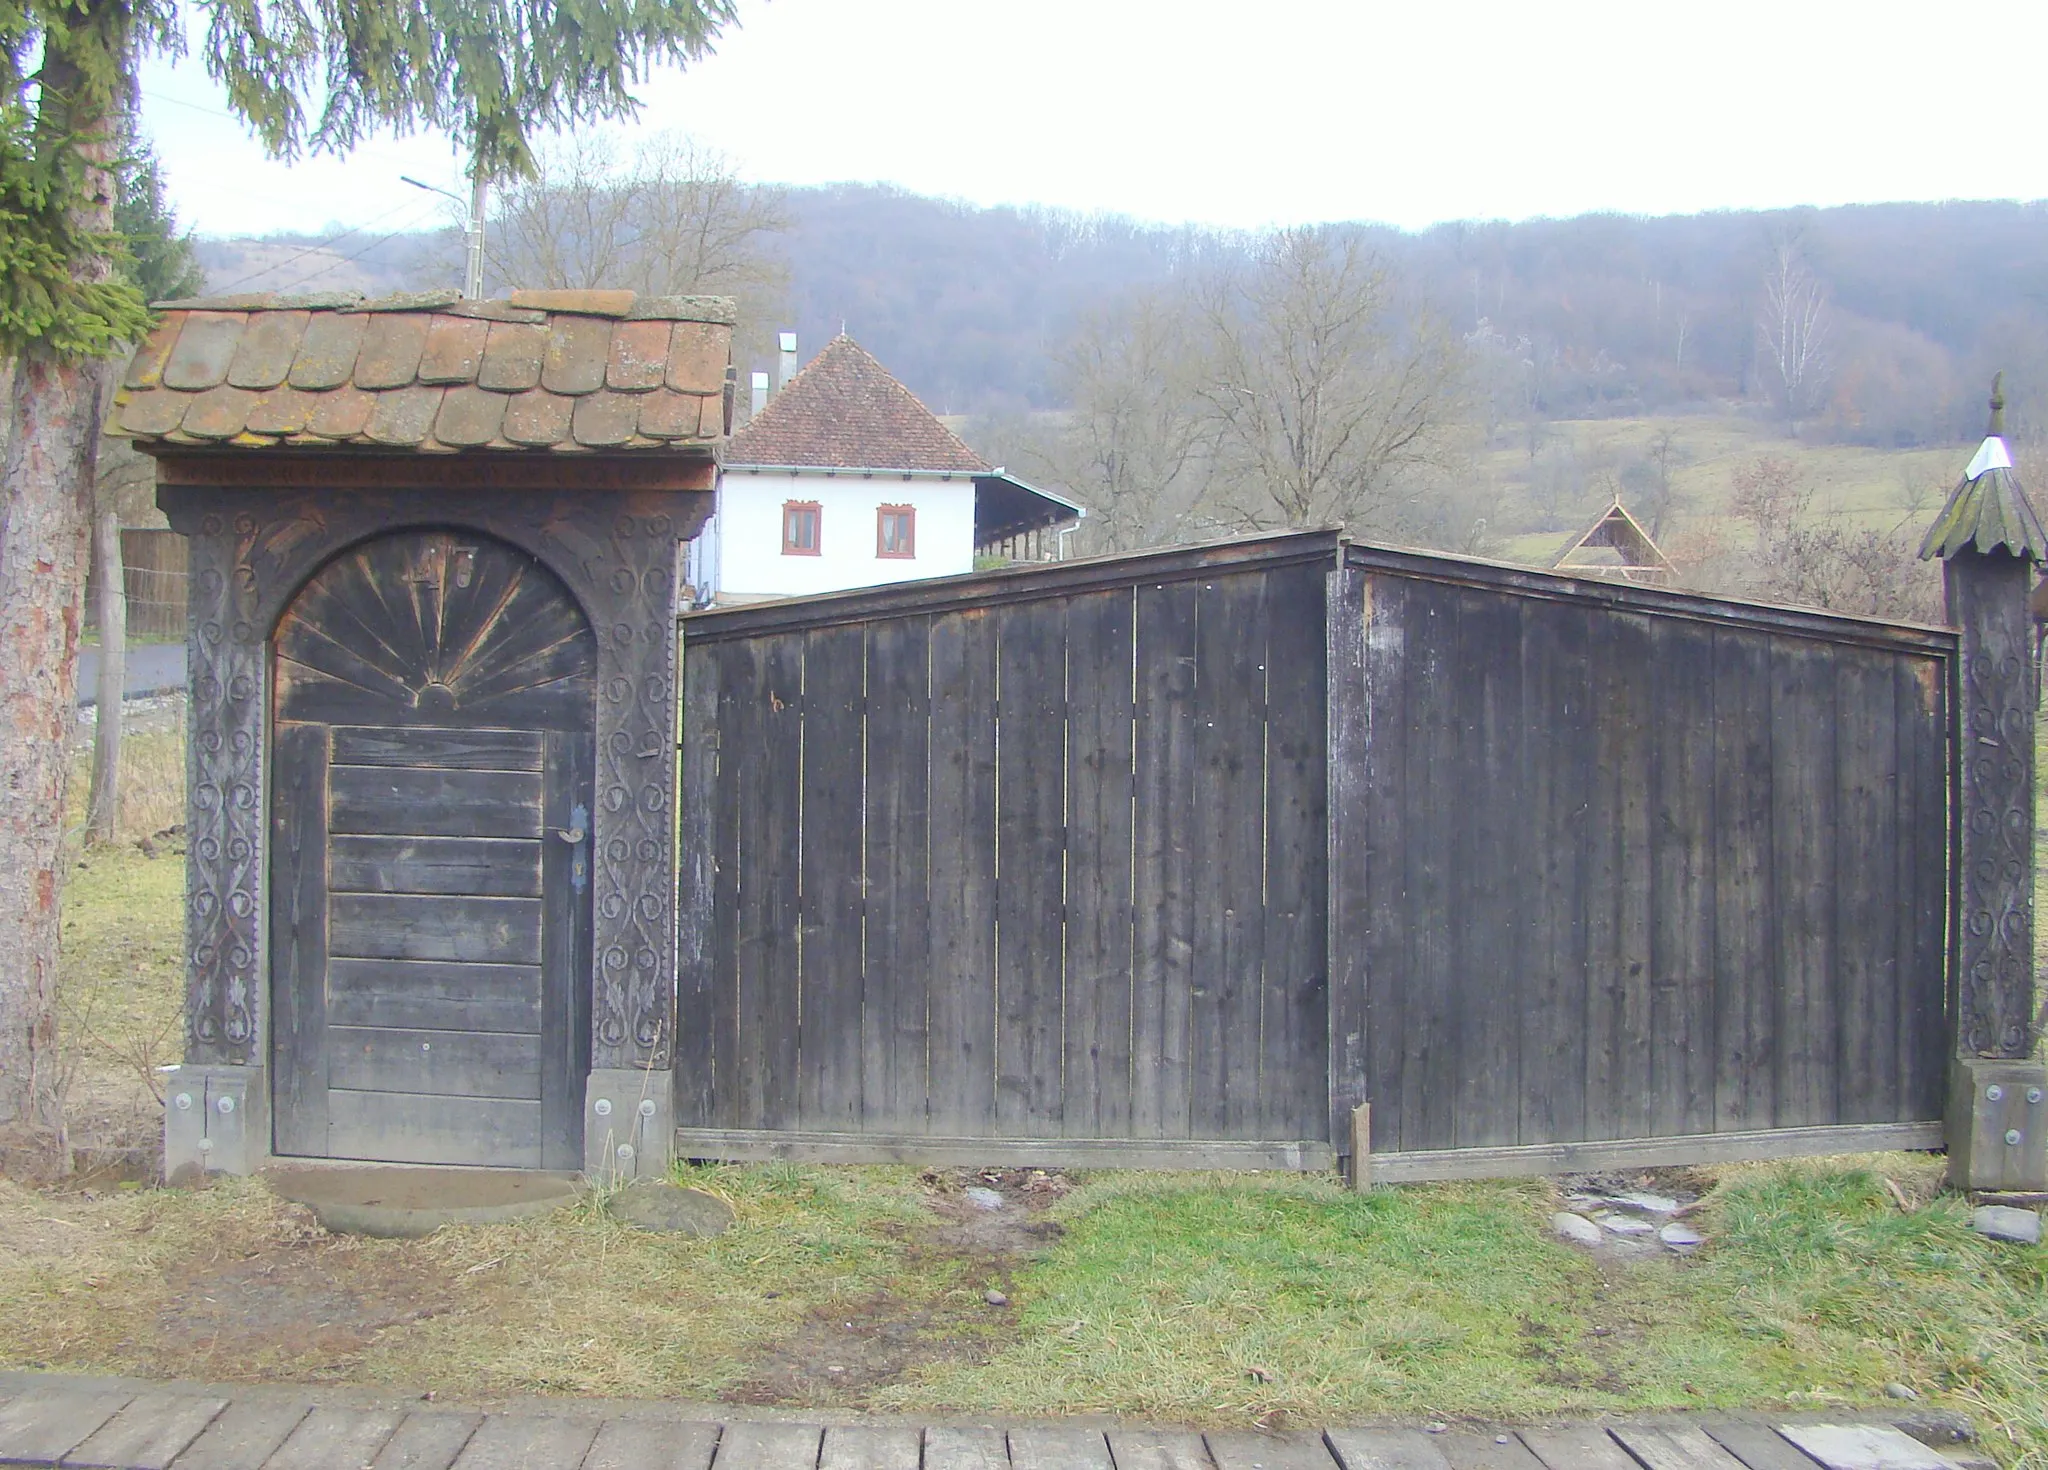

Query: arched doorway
left=268, top=529, right=597, bottom=1169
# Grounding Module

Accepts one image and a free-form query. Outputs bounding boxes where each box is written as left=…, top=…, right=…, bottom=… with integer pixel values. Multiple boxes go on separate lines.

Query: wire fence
left=85, top=529, right=188, bottom=643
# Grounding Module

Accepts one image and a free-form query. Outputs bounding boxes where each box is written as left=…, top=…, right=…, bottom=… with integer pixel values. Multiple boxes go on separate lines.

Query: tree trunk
left=0, top=16, right=120, bottom=1150
left=0, top=349, right=106, bottom=1144
left=85, top=508, right=125, bottom=846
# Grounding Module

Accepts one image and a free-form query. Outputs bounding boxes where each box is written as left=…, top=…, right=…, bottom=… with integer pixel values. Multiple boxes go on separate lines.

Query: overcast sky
left=138, top=0, right=2048, bottom=243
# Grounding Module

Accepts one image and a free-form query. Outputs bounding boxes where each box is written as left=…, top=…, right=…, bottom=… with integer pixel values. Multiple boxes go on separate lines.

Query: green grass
left=884, top=1165, right=2046, bottom=1450
left=3, top=1158, right=2041, bottom=1464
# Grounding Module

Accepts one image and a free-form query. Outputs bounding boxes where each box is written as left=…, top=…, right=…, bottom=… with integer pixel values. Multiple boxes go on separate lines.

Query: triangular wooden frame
left=1552, top=498, right=1675, bottom=585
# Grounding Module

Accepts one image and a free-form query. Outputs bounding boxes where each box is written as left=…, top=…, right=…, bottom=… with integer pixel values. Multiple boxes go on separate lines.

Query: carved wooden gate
left=268, top=530, right=597, bottom=1169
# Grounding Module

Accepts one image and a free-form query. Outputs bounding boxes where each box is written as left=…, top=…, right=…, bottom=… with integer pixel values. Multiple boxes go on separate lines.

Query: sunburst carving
left=275, top=531, right=596, bottom=730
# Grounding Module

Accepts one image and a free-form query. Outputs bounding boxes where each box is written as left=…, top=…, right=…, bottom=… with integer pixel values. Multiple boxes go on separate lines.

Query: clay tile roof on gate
left=725, top=334, right=989, bottom=473
left=106, top=291, right=737, bottom=454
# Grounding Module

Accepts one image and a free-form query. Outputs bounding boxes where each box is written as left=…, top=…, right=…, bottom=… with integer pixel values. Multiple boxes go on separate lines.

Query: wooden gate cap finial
left=1918, top=371, right=2047, bottom=562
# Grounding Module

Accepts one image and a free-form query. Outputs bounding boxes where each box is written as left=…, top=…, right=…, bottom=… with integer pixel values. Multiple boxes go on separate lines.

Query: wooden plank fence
left=676, top=531, right=1956, bottom=1176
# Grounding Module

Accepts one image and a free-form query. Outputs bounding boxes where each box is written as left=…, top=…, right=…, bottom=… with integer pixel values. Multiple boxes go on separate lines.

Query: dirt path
left=725, top=1168, right=1070, bottom=1407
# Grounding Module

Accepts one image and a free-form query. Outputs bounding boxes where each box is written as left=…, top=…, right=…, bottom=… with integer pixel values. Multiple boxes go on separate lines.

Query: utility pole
left=402, top=167, right=488, bottom=298
left=465, top=172, right=488, bottom=299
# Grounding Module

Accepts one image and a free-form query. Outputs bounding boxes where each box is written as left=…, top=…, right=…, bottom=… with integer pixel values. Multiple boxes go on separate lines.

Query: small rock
left=984, top=1288, right=1010, bottom=1306
left=1597, top=1213, right=1656, bottom=1236
left=1893, top=1410, right=1974, bottom=1446
left=1616, top=1191, right=1682, bottom=1214
left=1426, top=1425, right=1448, bottom=1435
left=1658, top=1222, right=1704, bottom=1250
left=1969, top=1205, right=2042, bottom=1245
left=607, top=1181, right=735, bottom=1237
left=964, top=1186, right=1005, bottom=1211
left=1885, top=1383, right=1919, bottom=1401
left=1495, top=1438, right=1510, bottom=1446
left=1552, top=1211, right=1604, bottom=1245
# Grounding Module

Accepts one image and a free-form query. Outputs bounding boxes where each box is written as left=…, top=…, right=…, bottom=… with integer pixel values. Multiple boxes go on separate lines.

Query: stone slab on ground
left=1005, top=1429, right=1113, bottom=1470
left=65, top=1394, right=226, bottom=1470
left=0, top=1386, right=136, bottom=1466
left=263, top=1167, right=583, bottom=1239
left=605, top=1181, right=735, bottom=1236
left=583, top=1418, right=720, bottom=1470
left=0, top=1373, right=1997, bottom=1470
left=1967, top=1205, right=2041, bottom=1244
left=368, top=1411, right=481, bottom=1470
left=1778, top=1425, right=1959, bottom=1470
left=1325, top=1430, right=1454, bottom=1470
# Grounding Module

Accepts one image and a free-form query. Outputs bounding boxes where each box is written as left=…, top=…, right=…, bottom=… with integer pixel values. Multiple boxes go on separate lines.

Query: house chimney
left=777, top=331, right=798, bottom=391
left=750, top=371, right=769, bottom=419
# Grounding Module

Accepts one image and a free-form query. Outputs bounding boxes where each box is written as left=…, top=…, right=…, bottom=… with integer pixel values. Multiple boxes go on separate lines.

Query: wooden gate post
left=1922, top=375, right=2048, bottom=1191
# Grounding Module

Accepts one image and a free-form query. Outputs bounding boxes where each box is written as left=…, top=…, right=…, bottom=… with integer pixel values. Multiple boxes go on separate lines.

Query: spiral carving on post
left=1953, top=564, right=2038, bottom=1058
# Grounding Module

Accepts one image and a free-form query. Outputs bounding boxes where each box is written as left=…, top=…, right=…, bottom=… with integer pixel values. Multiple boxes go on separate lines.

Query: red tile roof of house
left=726, top=335, right=989, bottom=473
left=108, top=289, right=732, bottom=454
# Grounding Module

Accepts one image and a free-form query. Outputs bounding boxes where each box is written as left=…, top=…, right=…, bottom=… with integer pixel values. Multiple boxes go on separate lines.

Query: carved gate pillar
left=1921, top=376, right=2048, bottom=1191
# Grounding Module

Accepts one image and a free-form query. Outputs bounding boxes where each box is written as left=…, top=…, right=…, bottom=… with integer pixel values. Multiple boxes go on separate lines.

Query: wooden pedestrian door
left=269, top=530, right=597, bottom=1169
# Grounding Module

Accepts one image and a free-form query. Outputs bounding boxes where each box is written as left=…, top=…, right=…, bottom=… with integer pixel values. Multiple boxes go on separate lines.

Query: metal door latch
left=558, top=803, right=590, bottom=893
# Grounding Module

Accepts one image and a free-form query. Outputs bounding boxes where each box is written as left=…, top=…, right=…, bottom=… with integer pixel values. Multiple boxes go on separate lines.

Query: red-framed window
left=782, top=501, right=822, bottom=555
left=877, top=504, right=916, bottom=559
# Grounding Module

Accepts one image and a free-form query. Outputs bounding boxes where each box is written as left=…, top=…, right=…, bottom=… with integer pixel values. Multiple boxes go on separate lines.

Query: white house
left=685, top=334, right=1082, bottom=605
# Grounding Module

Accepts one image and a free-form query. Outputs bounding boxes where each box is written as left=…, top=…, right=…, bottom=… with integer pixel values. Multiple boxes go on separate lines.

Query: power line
left=209, top=196, right=435, bottom=293
left=265, top=201, right=450, bottom=296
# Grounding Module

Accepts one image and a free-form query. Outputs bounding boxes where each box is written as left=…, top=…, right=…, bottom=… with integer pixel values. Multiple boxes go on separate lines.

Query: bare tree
left=1043, top=291, right=1214, bottom=553
left=1756, top=240, right=1832, bottom=430
left=1625, top=426, right=1687, bottom=538
left=1192, top=227, right=1468, bottom=534
left=488, top=132, right=789, bottom=320
left=1722, top=456, right=1938, bottom=620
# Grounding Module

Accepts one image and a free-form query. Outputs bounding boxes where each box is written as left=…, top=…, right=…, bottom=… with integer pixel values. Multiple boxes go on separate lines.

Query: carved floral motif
left=1952, top=558, right=2038, bottom=1058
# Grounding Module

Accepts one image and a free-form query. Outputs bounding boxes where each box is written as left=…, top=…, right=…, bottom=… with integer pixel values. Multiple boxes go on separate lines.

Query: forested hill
left=197, top=187, right=2048, bottom=444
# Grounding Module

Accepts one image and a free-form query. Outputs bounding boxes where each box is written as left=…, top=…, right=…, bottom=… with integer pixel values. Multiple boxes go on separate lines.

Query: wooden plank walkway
left=0, top=1378, right=1979, bottom=1470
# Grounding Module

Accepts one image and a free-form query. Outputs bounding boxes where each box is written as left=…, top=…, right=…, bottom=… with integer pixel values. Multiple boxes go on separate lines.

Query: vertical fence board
left=1836, top=650, right=1900, bottom=1123
left=1327, top=565, right=1374, bottom=1151
left=1064, top=589, right=1136, bottom=1138
left=862, top=615, right=933, bottom=1133
left=996, top=599, right=1070, bottom=1134
left=1710, top=629, right=1776, bottom=1131
left=1402, top=586, right=1457, bottom=1151
left=1450, top=585, right=1523, bottom=1147
left=798, top=623, right=867, bottom=1131
left=1649, top=619, right=1717, bottom=1138
left=733, top=634, right=805, bottom=1130
left=927, top=609, right=999, bottom=1134
left=1133, top=580, right=1199, bottom=1139
left=707, top=642, right=747, bottom=1129
left=1899, top=657, right=1950, bottom=1119
left=1263, top=564, right=1329, bottom=1140
left=1358, top=575, right=1410, bottom=1151
left=1771, top=644, right=1839, bottom=1127
left=1519, top=600, right=1593, bottom=1145
left=1192, top=574, right=1270, bottom=1138
left=676, top=638, right=718, bottom=1128
left=1586, top=612, right=1656, bottom=1143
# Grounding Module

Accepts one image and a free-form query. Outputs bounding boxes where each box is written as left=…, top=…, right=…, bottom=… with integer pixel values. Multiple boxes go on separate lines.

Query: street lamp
left=402, top=173, right=487, bottom=299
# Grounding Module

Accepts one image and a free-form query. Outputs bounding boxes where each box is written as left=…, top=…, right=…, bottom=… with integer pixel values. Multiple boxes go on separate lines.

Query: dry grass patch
left=2, top=1156, right=2041, bottom=1470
